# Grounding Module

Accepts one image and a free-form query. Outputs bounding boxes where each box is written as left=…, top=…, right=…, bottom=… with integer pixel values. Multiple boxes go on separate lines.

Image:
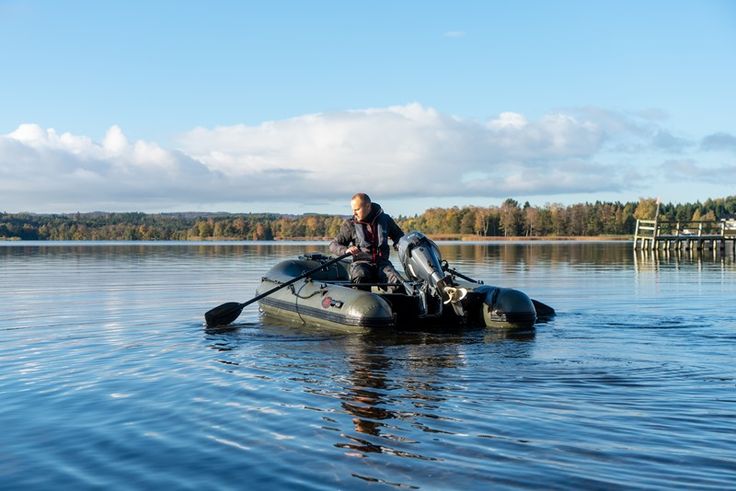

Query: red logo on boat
left=322, top=296, right=333, bottom=309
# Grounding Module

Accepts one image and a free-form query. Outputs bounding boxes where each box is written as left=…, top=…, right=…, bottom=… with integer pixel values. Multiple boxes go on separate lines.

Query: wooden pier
left=633, top=217, right=736, bottom=252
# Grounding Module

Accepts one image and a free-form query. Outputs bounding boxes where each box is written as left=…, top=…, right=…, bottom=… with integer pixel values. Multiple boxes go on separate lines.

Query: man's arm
left=387, top=215, right=405, bottom=246
left=329, top=219, right=354, bottom=255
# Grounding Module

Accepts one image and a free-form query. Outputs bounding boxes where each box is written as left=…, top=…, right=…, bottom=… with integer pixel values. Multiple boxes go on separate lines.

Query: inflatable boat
left=255, top=232, right=553, bottom=330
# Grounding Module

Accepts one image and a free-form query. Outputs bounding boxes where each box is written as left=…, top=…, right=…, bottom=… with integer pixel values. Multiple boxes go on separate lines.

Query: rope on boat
left=288, top=283, right=325, bottom=300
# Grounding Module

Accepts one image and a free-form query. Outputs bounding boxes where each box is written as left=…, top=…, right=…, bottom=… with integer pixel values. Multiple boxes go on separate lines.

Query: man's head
left=351, top=193, right=372, bottom=221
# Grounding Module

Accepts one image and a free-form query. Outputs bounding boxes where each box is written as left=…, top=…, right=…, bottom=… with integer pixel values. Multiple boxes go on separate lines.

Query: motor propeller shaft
left=442, top=286, right=468, bottom=304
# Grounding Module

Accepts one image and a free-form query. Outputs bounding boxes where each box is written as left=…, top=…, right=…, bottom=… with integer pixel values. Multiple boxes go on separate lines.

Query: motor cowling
left=398, top=232, right=445, bottom=285
left=398, top=232, right=467, bottom=308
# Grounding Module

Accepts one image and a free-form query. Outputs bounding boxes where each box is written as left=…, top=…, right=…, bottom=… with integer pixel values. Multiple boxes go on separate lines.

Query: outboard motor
left=398, top=232, right=467, bottom=315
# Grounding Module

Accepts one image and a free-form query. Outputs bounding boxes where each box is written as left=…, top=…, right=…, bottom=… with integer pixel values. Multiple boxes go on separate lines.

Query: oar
left=204, top=253, right=351, bottom=327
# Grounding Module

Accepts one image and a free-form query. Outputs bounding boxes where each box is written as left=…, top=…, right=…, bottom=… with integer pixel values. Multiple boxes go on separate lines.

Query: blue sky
left=1, top=0, right=735, bottom=214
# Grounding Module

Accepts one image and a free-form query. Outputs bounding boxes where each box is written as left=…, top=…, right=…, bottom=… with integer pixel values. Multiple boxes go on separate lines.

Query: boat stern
left=481, top=287, right=537, bottom=329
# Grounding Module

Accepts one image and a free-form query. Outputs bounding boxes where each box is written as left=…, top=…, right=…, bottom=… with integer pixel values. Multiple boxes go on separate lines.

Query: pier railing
left=634, top=218, right=736, bottom=252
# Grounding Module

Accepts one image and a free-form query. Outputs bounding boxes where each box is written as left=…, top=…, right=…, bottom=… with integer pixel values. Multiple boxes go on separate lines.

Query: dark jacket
left=329, top=202, right=404, bottom=264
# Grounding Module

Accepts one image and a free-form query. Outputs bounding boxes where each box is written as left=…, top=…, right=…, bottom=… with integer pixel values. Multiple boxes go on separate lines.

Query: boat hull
left=256, top=257, right=395, bottom=330
left=256, top=255, right=543, bottom=331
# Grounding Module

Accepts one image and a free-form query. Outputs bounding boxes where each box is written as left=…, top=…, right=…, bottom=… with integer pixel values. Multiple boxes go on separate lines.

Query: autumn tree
left=499, top=199, right=522, bottom=237
left=634, top=198, right=659, bottom=220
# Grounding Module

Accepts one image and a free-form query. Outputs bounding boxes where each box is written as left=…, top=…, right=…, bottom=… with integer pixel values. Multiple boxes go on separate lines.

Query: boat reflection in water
left=333, top=329, right=535, bottom=460
left=203, top=319, right=534, bottom=467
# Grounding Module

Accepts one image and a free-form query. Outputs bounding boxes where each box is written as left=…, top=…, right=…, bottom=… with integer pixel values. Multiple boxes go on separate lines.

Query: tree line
left=1, top=196, right=735, bottom=241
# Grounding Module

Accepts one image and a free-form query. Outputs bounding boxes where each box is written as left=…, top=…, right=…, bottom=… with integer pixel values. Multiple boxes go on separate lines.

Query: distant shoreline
left=0, top=235, right=632, bottom=242
left=428, top=234, right=630, bottom=242
left=4, top=197, right=734, bottom=241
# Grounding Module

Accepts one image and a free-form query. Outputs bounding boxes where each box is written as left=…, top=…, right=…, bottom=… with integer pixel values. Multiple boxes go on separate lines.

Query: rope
left=288, top=283, right=324, bottom=300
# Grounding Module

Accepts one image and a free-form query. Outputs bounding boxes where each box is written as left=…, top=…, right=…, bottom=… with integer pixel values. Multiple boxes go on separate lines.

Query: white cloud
left=660, top=159, right=736, bottom=182
left=178, top=103, right=615, bottom=201
left=652, top=130, right=691, bottom=152
left=0, top=104, right=708, bottom=212
left=103, top=125, right=128, bottom=155
left=701, top=132, right=736, bottom=152
left=0, top=123, right=215, bottom=211
left=488, top=112, right=528, bottom=129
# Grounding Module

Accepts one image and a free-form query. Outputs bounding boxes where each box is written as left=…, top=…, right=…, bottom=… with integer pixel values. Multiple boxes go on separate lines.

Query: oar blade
left=205, top=302, right=245, bottom=327
left=203, top=252, right=351, bottom=328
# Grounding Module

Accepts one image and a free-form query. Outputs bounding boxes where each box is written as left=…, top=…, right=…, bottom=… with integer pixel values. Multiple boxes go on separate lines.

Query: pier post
left=633, top=219, right=640, bottom=250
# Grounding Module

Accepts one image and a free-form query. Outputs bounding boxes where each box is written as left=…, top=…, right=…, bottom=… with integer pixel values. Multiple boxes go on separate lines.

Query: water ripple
left=1, top=242, right=735, bottom=489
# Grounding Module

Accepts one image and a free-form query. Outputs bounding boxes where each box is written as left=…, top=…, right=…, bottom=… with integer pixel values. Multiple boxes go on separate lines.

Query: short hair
left=351, top=193, right=371, bottom=204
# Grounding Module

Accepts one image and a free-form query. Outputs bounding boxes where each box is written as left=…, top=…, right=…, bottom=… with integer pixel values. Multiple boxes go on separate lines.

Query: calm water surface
left=1, top=241, right=734, bottom=490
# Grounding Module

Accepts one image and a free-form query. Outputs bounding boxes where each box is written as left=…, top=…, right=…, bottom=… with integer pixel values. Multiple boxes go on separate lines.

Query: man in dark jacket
left=329, top=193, right=405, bottom=290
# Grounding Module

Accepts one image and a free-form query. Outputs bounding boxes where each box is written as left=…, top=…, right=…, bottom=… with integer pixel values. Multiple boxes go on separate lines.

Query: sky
left=1, top=0, right=735, bottom=215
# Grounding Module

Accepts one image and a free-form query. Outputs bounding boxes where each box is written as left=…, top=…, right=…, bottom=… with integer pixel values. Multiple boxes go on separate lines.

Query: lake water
left=1, top=241, right=734, bottom=490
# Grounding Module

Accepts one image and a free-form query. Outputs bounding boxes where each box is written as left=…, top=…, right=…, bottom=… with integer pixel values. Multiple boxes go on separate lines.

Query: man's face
left=351, top=198, right=371, bottom=221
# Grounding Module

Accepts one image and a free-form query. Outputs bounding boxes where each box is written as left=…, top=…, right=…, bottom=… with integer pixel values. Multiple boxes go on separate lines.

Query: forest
left=1, top=196, right=735, bottom=241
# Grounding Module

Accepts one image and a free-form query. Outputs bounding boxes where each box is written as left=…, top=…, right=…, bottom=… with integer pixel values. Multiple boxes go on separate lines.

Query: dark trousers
left=349, top=261, right=403, bottom=291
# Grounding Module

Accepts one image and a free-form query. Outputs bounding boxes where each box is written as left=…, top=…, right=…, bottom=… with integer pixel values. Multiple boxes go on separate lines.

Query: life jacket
left=353, top=204, right=391, bottom=263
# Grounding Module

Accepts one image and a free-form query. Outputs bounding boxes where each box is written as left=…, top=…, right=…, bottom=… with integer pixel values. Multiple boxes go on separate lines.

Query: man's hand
left=346, top=245, right=360, bottom=255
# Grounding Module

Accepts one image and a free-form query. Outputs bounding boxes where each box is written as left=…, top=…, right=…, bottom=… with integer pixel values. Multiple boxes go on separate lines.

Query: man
left=329, top=193, right=405, bottom=291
